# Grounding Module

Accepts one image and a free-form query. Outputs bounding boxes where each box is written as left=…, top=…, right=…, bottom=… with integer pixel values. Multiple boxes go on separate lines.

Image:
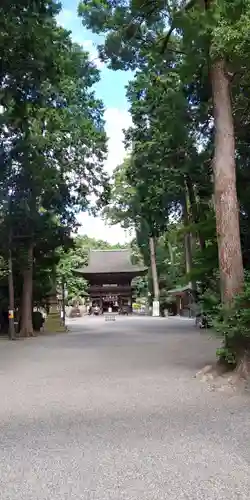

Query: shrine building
left=75, top=249, right=147, bottom=313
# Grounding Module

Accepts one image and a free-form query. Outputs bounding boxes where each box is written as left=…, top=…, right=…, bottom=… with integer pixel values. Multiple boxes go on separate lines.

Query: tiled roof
left=77, top=249, right=147, bottom=274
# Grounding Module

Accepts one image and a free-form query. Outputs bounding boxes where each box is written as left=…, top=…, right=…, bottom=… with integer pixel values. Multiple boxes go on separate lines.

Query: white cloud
left=56, top=10, right=103, bottom=70
left=56, top=9, right=74, bottom=28
left=103, top=108, right=132, bottom=173
left=77, top=213, right=133, bottom=245
left=77, top=107, right=134, bottom=244
left=80, top=40, right=104, bottom=69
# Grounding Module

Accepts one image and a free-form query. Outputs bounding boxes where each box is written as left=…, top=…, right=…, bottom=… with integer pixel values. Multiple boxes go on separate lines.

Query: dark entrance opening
left=102, top=300, right=118, bottom=313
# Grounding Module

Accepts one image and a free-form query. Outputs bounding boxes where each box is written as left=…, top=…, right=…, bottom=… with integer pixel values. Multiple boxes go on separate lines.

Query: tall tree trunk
left=184, top=232, right=192, bottom=276
left=167, top=241, right=174, bottom=266
left=20, top=243, right=34, bottom=337
left=185, top=176, right=206, bottom=251
left=183, top=194, right=196, bottom=292
left=8, top=246, right=16, bottom=340
left=149, top=236, right=159, bottom=301
left=210, top=59, right=244, bottom=303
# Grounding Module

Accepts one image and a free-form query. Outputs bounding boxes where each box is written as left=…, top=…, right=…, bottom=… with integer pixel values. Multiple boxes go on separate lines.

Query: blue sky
left=57, top=2, right=133, bottom=110
left=57, top=2, right=134, bottom=243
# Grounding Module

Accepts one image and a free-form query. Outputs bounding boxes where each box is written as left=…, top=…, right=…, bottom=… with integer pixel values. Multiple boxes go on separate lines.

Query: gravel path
left=0, top=316, right=249, bottom=499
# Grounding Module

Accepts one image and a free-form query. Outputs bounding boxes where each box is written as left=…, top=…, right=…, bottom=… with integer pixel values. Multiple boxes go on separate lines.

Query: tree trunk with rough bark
left=168, top=241, right=174, bottom=266
left=185, top=176, right=206, bottom=252
left=8, top=244, right=16, bottom=340
left=210, top=58, right=244, bottom=304
left=183, top=193, right=196, bottom=292
left=149, top=236, right=159, bottom=301
left=20, top=243, right=34, bottom=337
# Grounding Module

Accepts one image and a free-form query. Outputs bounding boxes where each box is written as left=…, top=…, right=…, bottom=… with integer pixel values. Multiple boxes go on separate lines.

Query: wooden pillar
left=129, top=289, right=132, bottom=314
left=176, top=296, right=180, bottom=315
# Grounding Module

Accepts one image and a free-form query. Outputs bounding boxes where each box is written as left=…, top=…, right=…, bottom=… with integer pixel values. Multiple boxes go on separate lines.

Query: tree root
left=19, top=329, right=35, bottom=338
left=235, top=352, right=250, bottom=379
left=195, top=356, right=250, bottom=393
left=195, top=360, right=230, bottom=380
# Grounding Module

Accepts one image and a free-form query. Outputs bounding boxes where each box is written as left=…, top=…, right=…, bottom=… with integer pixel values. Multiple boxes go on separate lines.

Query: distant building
left=167, top=285, right=196, bottom=317
left=75, top=249, right=147, bottom=313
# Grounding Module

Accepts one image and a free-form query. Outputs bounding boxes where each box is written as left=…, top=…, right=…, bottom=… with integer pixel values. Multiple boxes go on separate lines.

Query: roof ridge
left=74, top=247, right=148, bottom=276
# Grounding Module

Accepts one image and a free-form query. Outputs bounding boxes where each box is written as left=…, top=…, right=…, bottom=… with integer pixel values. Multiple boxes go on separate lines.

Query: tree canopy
left=79, top=0, right=250, bottom=366
left=3, top=0, right=250, bottom=368
left=0, top=0, right=109, bottom=336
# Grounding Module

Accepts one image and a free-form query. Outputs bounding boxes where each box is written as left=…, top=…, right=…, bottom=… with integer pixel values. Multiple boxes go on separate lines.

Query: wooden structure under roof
left=75, top=249, right=147, bottom=313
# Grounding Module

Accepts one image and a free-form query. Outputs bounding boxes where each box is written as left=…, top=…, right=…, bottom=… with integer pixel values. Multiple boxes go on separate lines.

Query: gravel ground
left=0, top=316, right=249, bottom=500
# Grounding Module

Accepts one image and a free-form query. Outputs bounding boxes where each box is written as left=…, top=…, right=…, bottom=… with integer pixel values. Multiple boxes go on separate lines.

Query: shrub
left=201, top=274, right=250, bottom=366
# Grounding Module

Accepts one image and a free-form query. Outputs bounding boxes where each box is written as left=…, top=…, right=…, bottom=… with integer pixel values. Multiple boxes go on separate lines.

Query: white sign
left=152, top=300, right=160, bottom=317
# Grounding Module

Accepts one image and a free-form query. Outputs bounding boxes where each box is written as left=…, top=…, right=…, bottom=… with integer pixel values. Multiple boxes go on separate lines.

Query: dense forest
left=1, top=0, right=250, bottom=374
left=0, top=1, right=110, bottom=337
left=78, top=0, right=250, bottom=372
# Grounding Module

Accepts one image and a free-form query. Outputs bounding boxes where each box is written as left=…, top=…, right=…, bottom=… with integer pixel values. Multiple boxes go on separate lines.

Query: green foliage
left=78, top=0, right=250, bottom=363
left=0, top=257, right=8, bottom=279
left=132, top=275, right=148, bottom=298
left=78, top=0, right=250, bottom=72
left=212, top=276, right=250, bottom=365
left=104, top=158, right=188, bottom=303
left=57, top=237, right=88, bottom=301
left=103, top=158, right=138, bottom=229
left=188, top=211, right=218, bottom=289
left=195, top=274, right=250, bottom=365
left=0, top=1, right=110, bottom=329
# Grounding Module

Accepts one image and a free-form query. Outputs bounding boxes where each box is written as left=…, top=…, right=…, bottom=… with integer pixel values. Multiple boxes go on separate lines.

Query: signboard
left=8, top=310, right=14, bottom=319
left=103, top=295, right=118, bottom=302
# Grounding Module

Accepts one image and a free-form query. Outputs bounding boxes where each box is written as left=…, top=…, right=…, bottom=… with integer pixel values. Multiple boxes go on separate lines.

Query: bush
left=132, top=303, right=140, bottom=310
left=201, top=275, right=250, bottom=366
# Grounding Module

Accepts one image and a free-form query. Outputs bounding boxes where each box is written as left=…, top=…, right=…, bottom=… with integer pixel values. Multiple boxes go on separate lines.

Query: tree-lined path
left=0, top=317, right=249, bottom=499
